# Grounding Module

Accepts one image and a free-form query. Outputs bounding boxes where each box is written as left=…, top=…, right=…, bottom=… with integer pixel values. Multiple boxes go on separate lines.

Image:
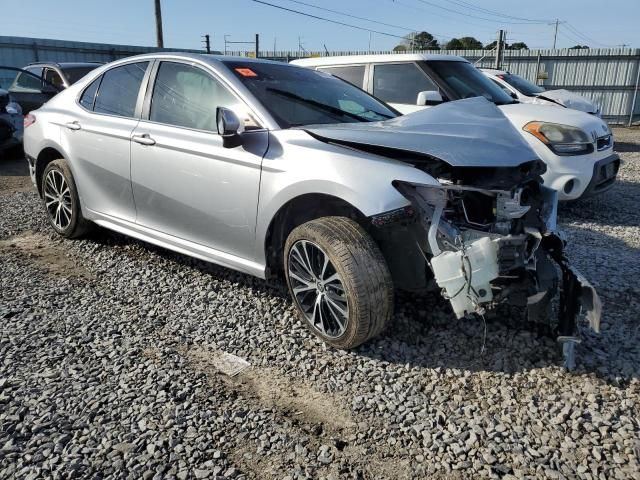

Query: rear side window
left=44, top=69, right=64, bottom=89
left=14, top=67, right=43, bottom=91
left=318, top=65, right=365, bottom=88
left=79, top=77, right=101, bottom=110
left=149, top=61, right=246, bottom=131
left=373, top=63, right=438, bottom=104
left=94, top=62, right=148, bottom=117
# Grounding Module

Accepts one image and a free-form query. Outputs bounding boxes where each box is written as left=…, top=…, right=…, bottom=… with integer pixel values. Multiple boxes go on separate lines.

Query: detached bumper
left=580, top=153, right=620, bottom=198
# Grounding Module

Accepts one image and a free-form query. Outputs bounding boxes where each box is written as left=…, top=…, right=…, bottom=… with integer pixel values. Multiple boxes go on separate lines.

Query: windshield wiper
left=267, top=88, right=384, bottom=123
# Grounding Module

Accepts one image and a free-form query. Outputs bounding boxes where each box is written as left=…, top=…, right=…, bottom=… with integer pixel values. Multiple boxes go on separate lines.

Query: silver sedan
left=23, top=53, right=599, bottom=364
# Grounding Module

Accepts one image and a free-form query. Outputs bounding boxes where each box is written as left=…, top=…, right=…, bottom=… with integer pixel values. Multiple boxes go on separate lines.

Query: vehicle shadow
left=614, top=141, right=640, bottom=153
left=0, top=151, right=29, bottom=176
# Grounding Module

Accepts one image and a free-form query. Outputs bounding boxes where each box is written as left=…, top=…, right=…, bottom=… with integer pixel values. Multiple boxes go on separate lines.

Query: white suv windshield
left=499, top=73, right=546, bottom=96
left=428, top=61, right=516, bottom=106
left=224, top=61, right=397, bottom=128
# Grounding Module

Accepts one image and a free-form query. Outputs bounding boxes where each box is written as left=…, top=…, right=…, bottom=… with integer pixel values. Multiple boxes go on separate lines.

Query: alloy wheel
left=288, top=240, right=349, bottom=338
left=44, top=169, right=73, bottom=230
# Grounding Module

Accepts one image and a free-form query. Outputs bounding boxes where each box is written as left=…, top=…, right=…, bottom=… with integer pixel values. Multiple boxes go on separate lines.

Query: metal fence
left=1, top=36, right=638, bottom=125
left=231, top=48, right=640, bottom=126
left=0, top=35, right=205, bottom=88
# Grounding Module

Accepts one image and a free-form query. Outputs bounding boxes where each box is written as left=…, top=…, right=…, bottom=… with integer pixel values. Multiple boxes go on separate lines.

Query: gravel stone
left=1, top=130, right=639, bottom=478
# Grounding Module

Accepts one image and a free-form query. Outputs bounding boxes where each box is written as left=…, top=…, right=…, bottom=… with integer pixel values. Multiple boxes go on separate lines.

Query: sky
left=2, top=0, right=638, bottom=53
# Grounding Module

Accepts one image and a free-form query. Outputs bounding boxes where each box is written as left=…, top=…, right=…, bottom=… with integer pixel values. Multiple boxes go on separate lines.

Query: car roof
left=27, top=62, right=104, bottom=69
left=92, top=52, right=293, bottom=68
left=291, top=53, right=468, bottom=67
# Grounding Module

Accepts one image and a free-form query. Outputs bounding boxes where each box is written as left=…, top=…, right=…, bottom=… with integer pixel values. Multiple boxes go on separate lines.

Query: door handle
left=65, top=121, right=81, bottom=131
left=132, top=134, right=156, bottom=146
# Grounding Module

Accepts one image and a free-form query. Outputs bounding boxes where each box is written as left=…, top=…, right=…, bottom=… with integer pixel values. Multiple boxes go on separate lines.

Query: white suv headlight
left=523, top=121, right=593, bottom=156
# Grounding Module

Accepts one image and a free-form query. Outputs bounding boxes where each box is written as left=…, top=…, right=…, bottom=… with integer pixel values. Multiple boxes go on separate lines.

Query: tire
left=41, top=159, right=91, bottom=239
left=284, top=216, right=394, bottom=349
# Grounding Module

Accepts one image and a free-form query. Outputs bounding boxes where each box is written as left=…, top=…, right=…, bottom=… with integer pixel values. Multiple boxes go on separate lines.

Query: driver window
left=149, top=62, right=259, bottom=131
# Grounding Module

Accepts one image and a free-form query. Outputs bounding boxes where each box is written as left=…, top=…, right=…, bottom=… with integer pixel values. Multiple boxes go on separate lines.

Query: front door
left=130, top=60, right=268, bottom=260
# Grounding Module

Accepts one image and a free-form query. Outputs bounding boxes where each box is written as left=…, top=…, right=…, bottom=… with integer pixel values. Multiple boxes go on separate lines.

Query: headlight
left=523, top=121, right=593, bottom=156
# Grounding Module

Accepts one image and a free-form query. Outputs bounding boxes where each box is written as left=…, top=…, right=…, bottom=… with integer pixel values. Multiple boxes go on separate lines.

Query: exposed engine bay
left=392, top=176, right=601, bottom=368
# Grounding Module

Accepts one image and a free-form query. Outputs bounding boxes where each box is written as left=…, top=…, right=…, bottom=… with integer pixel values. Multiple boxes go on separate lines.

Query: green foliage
left=445, top=37, right=483, bottom=50
left=393, top=31, right=440, bottom=51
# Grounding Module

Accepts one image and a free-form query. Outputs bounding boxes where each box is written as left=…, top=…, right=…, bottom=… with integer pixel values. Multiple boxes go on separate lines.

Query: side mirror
left=216, top=107, right=244, bottom=148
left=509, top=91, right=518, bottom=100
left=417, top=90, right=443, bottom=106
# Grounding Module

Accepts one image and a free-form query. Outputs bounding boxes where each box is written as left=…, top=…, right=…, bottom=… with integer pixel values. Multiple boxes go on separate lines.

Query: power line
left=411, top=0, right=552, bottom=25
left=280, top=0, right=421, bottom=32
left=440, top=0, right=552, bottom=24
left=251, top=0, right=408, bottom=39
left=387, top=0, right=514, bottom=31
left=564, top=23, right=614, bottom=47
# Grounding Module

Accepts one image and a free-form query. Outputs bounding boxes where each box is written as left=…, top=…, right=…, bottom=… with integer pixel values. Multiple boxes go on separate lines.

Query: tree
left=458, top=36, right=483, bottom=49
left=485, top=40, right=529, bottom=50
left=446, top=37, right=482, bottom=50
left=570, top=44, right=589, bottom=49
left=445, top=38, right=464, bottom=50
left=509, top=41, right=528, bottom=50
left=393, top=31, right=440, bottom=51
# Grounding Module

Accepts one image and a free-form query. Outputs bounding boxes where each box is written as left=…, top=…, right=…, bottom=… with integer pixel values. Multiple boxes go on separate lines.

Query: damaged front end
left=394, top=174, right=600, bottom=368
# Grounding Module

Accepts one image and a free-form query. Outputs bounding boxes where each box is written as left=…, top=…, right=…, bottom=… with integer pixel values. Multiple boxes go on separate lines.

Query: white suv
left=293, top=54, right=619, bottom=201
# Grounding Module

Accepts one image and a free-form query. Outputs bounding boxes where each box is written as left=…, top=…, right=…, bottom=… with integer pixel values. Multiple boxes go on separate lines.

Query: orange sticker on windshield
left=235, top=68, right=258, bottom=77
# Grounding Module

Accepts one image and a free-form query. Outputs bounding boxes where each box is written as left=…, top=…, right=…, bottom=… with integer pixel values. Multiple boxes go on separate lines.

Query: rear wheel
left=41, top=159, right=90, bottom=238
left=284, top=216, right=394, bottom=349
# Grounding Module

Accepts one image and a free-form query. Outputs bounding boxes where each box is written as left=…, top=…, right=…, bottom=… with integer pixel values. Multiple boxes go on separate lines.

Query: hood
left=534, top=89, right=599, bottom=114
left=303, top=97, right=539, bottom=168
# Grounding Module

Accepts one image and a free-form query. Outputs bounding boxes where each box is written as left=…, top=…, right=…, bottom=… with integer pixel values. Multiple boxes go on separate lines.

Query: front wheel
left=284, top=216, right=394, bottom=349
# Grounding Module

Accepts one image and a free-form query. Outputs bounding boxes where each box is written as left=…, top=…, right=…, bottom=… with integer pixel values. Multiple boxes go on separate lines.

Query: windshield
left=224, top=61, right=397, bottom=128
left=499, top=73, right=545, bottom=96
left=61, top=66, right=99, bottom=85
left=427, top=61, right=516, bottom=105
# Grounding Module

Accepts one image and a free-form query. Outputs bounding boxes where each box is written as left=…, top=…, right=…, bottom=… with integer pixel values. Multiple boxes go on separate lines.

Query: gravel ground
left=1, top=129, right=639, bottom=479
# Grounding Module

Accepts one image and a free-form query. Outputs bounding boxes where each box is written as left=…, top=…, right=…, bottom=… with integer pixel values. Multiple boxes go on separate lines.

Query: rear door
left=130, top=60, right=268, bottom=260
left=370, top=62, right=441, bottom=113
left=66, top=61, right=150, bottom=222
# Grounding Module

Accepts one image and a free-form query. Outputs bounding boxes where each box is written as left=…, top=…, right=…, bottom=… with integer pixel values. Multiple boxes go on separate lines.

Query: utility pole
left=255, top=34, right=260, bottom=59
left=154, top=0, right=164, bottom=48
left=552, top=19, right=559, bottom=49
left=224, top=35, right=230, bottom=55
left=494, top=29, right=504, bottom=69
left=202, top=34, right=211, bottom=54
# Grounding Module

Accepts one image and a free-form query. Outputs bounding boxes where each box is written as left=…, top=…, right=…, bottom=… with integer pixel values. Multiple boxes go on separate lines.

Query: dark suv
left=9, top=62, right=101, bottom=113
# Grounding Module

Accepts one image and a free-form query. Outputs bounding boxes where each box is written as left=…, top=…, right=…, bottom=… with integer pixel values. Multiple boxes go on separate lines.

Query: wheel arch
left=35, top=146, right=66, bottom=197
left=263, top=193, right=368, bottom=281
